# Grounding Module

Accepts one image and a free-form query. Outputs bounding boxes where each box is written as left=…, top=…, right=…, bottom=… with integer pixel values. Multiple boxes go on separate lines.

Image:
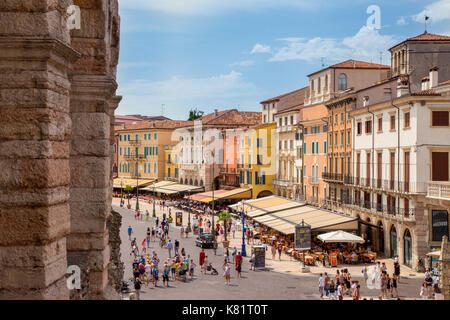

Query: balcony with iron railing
left=427, top=181, right=450, bottom=201
left=273, top=178, right=294, bottom=187
left=340, top=197, right=415, bottom=221
left=129, top=139, right=141, bottom=146
left=308, top=176, right=319, bottom=185
left=343, top=176, right=427, bottom=194
left=322, top=172, right=343, bottom=182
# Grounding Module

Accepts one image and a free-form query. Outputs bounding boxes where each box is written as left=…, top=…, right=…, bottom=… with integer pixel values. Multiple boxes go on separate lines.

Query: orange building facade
left=300, top=104, right=329, bottom=205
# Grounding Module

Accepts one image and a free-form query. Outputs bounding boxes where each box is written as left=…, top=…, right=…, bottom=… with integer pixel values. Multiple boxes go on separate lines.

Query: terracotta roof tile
left=122, top=120, right=193, bottom=130
left=329, top=59, right=390, bottom=69
left=260, top=86, right=308, bottom=114
left=439, top=80, right=450, bottom=86
left=390, top=32, right=450, bottom=51
left=407, top=32, right=450, bottom=41
left=411, top=89, right=440, bottom=96
left=307, top=59, right=389, bottom=77
left=260, top=87, right=307, bottom=104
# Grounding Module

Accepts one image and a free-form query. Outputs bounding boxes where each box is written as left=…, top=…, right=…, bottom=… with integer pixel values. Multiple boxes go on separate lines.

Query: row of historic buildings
left=114, top=31, right=450, bottom=270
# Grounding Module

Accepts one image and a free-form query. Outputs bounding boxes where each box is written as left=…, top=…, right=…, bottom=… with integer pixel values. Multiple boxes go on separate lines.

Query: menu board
left=176, top=212, right=183, bottom=227
left=253, top=245, right=266, bottom=270
left=295, top=225, right=311, bottom=251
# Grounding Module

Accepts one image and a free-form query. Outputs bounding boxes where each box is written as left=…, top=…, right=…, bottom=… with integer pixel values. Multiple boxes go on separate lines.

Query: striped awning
left=113, top=178, right=155, bottom=188
left=141, top=181, right=204, bottom=194
left=188, top=188, right=252, bottom=202
left=253, top=206, right=358, bottom=235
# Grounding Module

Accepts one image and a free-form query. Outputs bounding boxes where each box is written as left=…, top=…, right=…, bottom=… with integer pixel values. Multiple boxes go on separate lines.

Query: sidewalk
left=113, top=197, right=423, bottom=280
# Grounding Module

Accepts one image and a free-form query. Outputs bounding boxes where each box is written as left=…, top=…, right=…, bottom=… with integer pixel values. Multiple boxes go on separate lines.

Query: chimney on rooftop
left=421, top=76, right=430, bottom=91
left=363, top=96, right=369, bottom=107
left=397, top=76, right=409, bottom=97
left=429, top=66, right=439, bottom=88
left=214, top=109, right=218, bottom=116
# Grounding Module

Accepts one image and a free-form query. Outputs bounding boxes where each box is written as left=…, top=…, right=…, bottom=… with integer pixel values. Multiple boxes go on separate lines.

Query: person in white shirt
left=231, top=224, right=236, bottom=238
left=318, top=273, right=325, bottom=298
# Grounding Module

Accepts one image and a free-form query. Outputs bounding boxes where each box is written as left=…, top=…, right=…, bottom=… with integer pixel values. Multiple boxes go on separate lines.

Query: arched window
left=404, top=229, right=412, bottom=267
left=338, top=73, right=347, bottom=90
left=325, top=75, right=328, bottom=91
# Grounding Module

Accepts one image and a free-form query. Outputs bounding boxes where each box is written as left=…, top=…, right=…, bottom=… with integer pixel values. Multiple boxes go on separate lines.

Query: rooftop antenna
left=380, top=51, right=383, bottom=65
left=424, top=15, right=429, bottom=33
left=320, top=57, right=325, bottom=68
left=161, top=104, right=165, bottom=116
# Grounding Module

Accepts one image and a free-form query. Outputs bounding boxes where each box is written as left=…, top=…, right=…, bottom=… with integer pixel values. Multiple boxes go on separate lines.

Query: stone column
left=66, top=0, right=120, bottom=299
left=439, top=236, right=450, bottom=300
left=0, top=1, right=79, bottom=299
left=413, top=201, right=428, bottom=271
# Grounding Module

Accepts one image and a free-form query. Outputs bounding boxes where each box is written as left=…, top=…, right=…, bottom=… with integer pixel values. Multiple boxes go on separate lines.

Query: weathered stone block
left=70, top=156, right=109, bottom=188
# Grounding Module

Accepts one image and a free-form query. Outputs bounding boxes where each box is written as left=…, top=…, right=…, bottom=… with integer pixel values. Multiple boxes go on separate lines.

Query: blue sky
left=116, top=0, right=450, bottom=120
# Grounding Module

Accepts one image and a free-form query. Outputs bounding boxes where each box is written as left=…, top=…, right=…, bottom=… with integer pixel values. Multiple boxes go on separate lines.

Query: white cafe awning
left=318, top=230, right=365, bottom=244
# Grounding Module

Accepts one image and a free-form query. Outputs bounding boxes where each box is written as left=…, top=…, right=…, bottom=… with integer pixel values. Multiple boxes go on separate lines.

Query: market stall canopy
left=141, top=180, right=176, bottom=191
left=141, top=181, right=204, bottom=194
left=229, top=195, right=303, bottom=215
left=317, top=230, right=365, bottom=244
left=426, top=250, right=441, bottom=258
left=113, top=178, right=155, bottom=188
left=189, top=188, right=252, bottom=202
left=252, top=205, right=358, bottom=235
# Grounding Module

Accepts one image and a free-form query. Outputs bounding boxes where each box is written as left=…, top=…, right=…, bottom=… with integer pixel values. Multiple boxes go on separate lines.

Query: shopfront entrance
left=404, top=229, right=412, bottom=267
left=390, top=225, right=397, bottom=258
left=377, top=221, right=384, bottom=253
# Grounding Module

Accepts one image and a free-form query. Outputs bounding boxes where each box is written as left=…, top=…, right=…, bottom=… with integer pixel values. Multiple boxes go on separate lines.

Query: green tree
left=188, top=108, right=204, bottom=121
left=218, top=211, right=232, bottom=242
left=124, top=185, right=133, bottom=206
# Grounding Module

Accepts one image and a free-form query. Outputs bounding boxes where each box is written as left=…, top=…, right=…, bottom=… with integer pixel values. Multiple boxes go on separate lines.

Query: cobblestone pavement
left=114, top=197, right=424, bottom=300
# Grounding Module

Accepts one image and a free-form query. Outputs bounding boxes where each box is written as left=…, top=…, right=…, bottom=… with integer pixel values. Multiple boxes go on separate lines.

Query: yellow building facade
left=117, top=120, right=189, bottom=182
left=239, top=122, right=277, bottom=198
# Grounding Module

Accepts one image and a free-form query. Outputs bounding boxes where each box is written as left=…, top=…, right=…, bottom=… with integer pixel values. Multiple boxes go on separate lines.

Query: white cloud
left=120, top=0, right=319, bottom=16
left=266, top=26, right=399, bottom=63
left=251, top=43, right=272, bottom=54
left=116, top=71, right=261, bottom=119
left=396, top=17, right=408, bottom=26
left=229, top=60, right=255, bottom=67
left=412, top=0, right=450, bottom=23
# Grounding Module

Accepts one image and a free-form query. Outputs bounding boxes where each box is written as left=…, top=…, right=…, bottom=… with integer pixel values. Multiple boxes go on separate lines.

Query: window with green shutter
left=312, top=142, right=315, bottom=154
left=304, top=143, right=306, bottom=154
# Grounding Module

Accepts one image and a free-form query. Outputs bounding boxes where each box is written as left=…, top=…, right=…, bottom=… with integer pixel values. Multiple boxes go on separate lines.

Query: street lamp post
left=120, top=180, right=123, bottom=207
left=211, top=157, right=215, bottom=242
left=135, top=174, right=139, bottom=211
left=186, top=189, right=192, bottom=233
left=152, top=183, right=156, bottom=217
left=241, top=201, right=246, bottom=257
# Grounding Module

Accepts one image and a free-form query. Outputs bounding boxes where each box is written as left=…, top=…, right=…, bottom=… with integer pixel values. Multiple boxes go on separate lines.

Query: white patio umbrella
left=317, top=230, right=365, bottom=244
left=426, top=250, right=441, bottom=258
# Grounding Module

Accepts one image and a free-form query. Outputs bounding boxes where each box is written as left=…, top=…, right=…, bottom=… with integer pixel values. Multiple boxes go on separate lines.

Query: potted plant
left=124, top=185, right=133, bottom=209
left=218, top=211, right=232, bottom=248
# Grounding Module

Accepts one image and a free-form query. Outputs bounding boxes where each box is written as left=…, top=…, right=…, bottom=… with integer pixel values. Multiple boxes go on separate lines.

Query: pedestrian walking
left=394, top=261, right=401, bottom=283
left=391, top=273, right=399, bottom=298
left=134, top=277, right=141, bottom=300
left=249, top=249, right=256, bottom=271
left=162, top=263, right=170, bottom=287
left=223, top=259, right=231, bottom=285
left=174, top=239, right=180, bottom=256
left=271, top=245, right=276, bottom=260
left=225, top=248, right=230, bottom=263
left=180, top=225, right=184, bottom=238
left=232, top=224, right=236, bottom=238
left=232, top=247, right=237, bottom=264
left=127, top=225, right=133, bottom=240
left=324, top=272, right=330, bottom=298
left=318, top=273, right=325, bottom=298
left=235, top=251, right=242, bottom=278
left=166, top=239, right=173, bottom=258
left=277, top=242, right=283, bottom=261
left=338, top=283, right=344, bottom=300
left=361, top=264, right=368, bottom=286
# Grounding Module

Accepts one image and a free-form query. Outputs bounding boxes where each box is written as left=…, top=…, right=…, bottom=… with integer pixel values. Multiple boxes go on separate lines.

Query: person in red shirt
left=199, top=249, right=206, bottom=267
left=235, top=251, right=242, bottom=278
